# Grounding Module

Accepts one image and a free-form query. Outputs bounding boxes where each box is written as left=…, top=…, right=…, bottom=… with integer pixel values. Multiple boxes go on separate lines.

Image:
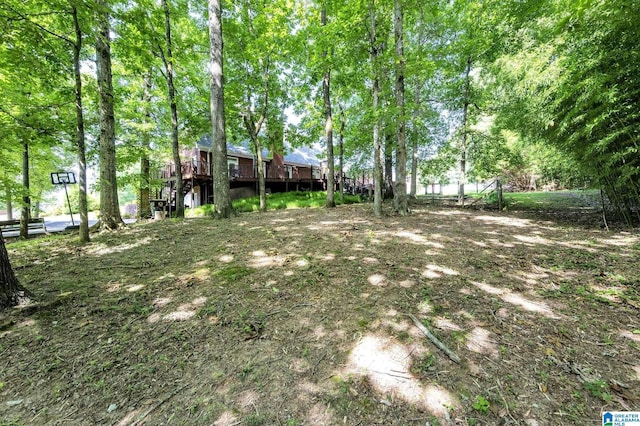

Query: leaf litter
left=0, top=199, right=639, bottom=425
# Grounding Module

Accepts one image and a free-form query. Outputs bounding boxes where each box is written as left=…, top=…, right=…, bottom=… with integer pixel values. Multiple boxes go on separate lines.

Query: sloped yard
left=1, top=200, right=639, bottom=425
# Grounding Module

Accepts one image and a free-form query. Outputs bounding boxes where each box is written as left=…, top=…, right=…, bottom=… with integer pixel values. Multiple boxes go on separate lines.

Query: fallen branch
left=130, top=386, right=186, bottom=426
left=407, top=313, right=461, bottom=364
left=547, top=355, right=599, bottom=383
left=93, top=263, right=156, bottom=270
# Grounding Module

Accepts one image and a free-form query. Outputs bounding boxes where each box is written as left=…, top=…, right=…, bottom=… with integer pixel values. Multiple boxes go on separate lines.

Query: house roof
left=283, top=146, right=323, bottom=167
left=197, top=136, right=270, bottom=159
left=197, top=136, right=325, bottom=167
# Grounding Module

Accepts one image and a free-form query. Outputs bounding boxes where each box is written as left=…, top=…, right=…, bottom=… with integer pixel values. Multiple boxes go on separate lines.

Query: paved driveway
left=1, top=213, right=136, bottom=238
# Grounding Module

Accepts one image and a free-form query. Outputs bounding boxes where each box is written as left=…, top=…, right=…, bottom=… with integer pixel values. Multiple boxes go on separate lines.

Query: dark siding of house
left=296, top=166, right=312, bottom=180
left=237, top=157, right=254, bottom=178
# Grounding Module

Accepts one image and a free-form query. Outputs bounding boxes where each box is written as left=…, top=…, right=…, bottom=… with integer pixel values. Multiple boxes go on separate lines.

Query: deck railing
left=161, top=160, right=211, bottom=179
left=229, top=164, right=255, bottom=179
left=162, top=160, right=325, bottom=181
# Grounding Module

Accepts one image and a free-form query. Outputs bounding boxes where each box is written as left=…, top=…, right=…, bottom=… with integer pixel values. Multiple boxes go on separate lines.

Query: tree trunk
left=73, top=7, right=89, bottom=242
left=369, top=0, right=383, bottom=218
left=138, top=73, right=152, bottom=219
left=208, top=0, right=232, bottom=218
left=410, top=80, right=420, bottom=199
left=96, top=0, right=124, bottom=229
left=410, top=10, right=425, bottom=200
left=243, top=113, right=266, bottom=212
left=321, top=3, right=335, bottom=208
left=162, top=0, right=184, bottom=218
left=256, top=139, right=266, bottom=212
left=20, top=141, right=30, bottom=239
left=458, top=57, right=472, bottom=206
left=243, top=55, right=270, bottom=213
left=4, top=183, right=12, bottom=221
left=0, top=234, right=29, bottom=310
left=338, top=104, right=345, bottom=199
left=384, top=129, right=394, bottom=199
left=393, top=0, right=408, bottom=215
left=410, top=137, right=418, bottom=198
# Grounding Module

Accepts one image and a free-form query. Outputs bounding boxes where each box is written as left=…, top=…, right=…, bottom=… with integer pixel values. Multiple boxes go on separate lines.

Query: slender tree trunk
left=242, top=56, right=270, bottom=213
left=95, top=0, right=123, bottom=229
left=393, top=0, right=408, bottom=215
left=208, top=0, right=232, bottom=217
left=256, top=139, right=266, bottom=212
left=338, top=104, right=345, bottom=199
left=72, top=7, right=89, bottom=242
left=410, top=10, right=425, bottom=200
left=33, top=197, right=41, bottom=218
left=369, top=0, right=383, bottom=218
left=162, top=0, right=184, bottom=218
left=459, top=57, right=472, bottom=205
left=410, top=80, right=420, bottom=199
left=384, top=128, right=393, bottom=199
left=4, top=183, right=12, bottom=221
left=0, top=233, right=29, bottom=310
left=138, top=73, right=152, bottom=219
left=243, top=114, right=267, bottom=212
left=321, top=3, right=335, bottom=208
left=20, top=141, right=30, bottom=239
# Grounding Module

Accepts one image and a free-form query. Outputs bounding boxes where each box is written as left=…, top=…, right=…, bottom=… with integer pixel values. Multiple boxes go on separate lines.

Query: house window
left=228, top=157, right=239, bottom=177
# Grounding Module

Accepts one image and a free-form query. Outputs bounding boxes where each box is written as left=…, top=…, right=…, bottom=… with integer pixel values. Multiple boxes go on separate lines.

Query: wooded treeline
left=1, top=0, right=639, bottom=227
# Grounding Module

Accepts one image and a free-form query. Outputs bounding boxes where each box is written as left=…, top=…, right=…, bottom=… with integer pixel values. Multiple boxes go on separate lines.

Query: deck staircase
left=182, top=180, right=192, bottom=195
left=160, top=178, right=194, bottom=212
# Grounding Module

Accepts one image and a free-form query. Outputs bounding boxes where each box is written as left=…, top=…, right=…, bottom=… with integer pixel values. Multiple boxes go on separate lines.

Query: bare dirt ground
left=1, top=200, right=639, bottom=425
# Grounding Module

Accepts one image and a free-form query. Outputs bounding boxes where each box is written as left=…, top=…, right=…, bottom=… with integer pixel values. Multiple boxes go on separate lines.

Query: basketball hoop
left=50, top=172, right=77, bottom=228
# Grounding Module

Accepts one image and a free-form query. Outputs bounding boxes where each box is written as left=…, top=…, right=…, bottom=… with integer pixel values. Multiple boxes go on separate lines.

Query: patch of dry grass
left=1, top=201, right=639, bottom=425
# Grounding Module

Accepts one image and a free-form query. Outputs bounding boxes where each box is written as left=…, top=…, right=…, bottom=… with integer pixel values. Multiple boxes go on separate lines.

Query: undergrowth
left=186, top=191, right=361, bottom=216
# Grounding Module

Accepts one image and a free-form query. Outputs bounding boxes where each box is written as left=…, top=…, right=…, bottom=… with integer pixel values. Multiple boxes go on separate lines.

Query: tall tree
left=96, top=0, right=124, bottom=229
left=72, top=6, right=90, bottom=242
left=208, top=0, right=232, bottom=217
left=157, top=0, right=185, bottom=218
left=369, top=0, right=384, bottom=218
left=321, top=2, right=336, bottom=208
left=393, top=0, right=408, bottom=215
left=115, top=0, right=207, bottom=219
left=242, top=109, right=267, bottom=212
left=409, top=80, right=420, bottom=199
left=408, top=6, right=429, bottom=199
left=225, top=0, right=295, bottom=213
left=458, top=56, right=471, bottom=205
left=0, top=0, right=92, bottom=240
left=137, top=73, right=153, bottom=219
left=239, top=58, right=269, bottom=212
left=490, top=0, right=640, bottom=223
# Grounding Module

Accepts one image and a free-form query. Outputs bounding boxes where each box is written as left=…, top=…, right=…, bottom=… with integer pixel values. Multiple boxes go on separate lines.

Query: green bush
left=185, top=204, right=216, bottom=217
